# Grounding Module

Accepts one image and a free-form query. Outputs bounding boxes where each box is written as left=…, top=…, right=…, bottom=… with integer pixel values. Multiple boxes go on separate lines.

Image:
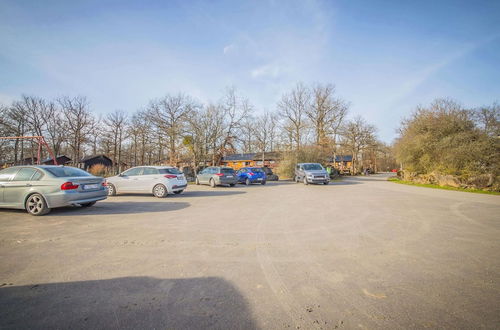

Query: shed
left=221, top=152, right=281, bottom=170
left=79, top=155, right=113, bottom=171
left=42, top=155, right=72, bottom=165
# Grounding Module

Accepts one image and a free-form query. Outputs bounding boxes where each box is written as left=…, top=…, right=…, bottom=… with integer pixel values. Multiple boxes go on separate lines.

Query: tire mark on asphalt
left=255, top=208, right=316, bottom=328
left=280, top=206, right=402, bottom=328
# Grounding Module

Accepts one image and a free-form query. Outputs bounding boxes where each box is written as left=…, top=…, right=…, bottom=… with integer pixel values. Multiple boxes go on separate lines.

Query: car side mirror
left=119, top=173, right=124, bottom=177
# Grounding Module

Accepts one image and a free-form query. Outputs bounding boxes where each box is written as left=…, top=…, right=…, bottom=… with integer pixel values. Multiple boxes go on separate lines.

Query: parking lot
left=0, top=174, right=499, bottom=329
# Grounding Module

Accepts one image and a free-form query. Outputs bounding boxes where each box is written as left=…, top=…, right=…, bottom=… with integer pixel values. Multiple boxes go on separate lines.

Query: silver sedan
left=0, top=165, right=107, bottom=216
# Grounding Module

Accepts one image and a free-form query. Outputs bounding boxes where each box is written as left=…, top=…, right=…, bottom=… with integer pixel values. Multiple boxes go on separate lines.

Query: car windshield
left=45, top=166, right=92, bottom=177
left=250, top=168, right=263, bottom=173
left=303, top=164, right=323, bottom=171
left=221, top=168, right=235, bottom=174
left=159, top=168, right=182, bottom=174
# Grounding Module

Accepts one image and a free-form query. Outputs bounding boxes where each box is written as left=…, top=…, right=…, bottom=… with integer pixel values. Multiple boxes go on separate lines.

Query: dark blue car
left=236, top=167, right=267, bottom=185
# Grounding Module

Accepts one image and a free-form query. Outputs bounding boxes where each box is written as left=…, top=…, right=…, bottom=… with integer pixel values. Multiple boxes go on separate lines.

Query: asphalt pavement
left=0, top=174, right=499, bottom=329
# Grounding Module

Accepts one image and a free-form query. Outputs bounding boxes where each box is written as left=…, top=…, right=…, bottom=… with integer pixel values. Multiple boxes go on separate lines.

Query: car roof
left=128, top=166, right=177, bottom=169
left=3, top=165, right=75, bottom=169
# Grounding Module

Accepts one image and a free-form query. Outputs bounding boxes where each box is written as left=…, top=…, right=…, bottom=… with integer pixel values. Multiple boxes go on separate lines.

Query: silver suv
left=294, top=163, right=330, bottom=185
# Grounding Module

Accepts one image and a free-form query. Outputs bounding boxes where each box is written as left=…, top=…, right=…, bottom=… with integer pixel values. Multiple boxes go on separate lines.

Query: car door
left=237, top=168, right=247, bottom=182
left=118, top=167, right=144, bottom=191
left=3, top=167, right=39, bottom=207
left=139, top=167, right=160, bottom=191
left=200, top=168, right=211, bottom=183
left=0, top=167, right=20, bottom=204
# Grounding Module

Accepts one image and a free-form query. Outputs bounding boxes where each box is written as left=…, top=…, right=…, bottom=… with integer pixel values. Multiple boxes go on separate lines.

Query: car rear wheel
left=25, top=194, right=50, bottom=216
left=229, top=183, right=235, bottom=187
left=153, top=184, right=168, bottom=198
left=245, top=178, right=251, bottom=186
left=294, top=176, right=299, bottom=183
left=210, top=179, right=216, bottom=188
left=174, top=190, right=183, bottom=194
left=261, top=180, right=266, bottom=185
left=323, top=182, right=329, bottom=185
left=107, top=183, right=117, bottom=196
left=195, top=178, right=200, bottom=185
left=303, top=177, right=309, bottom=185
left=81, top=201, right=96, bottom=207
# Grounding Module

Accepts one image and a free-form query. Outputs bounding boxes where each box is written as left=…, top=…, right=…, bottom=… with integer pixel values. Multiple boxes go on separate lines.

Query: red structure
left=0, top=136, right=58, bottom=165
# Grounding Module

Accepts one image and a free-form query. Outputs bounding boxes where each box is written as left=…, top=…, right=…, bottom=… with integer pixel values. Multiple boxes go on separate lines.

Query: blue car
left=236, top=167, right=267, bottom=185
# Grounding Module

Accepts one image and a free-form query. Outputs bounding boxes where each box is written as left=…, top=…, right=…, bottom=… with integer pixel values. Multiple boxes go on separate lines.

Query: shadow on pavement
left=181, top=190, right=246, bottom=197
left=329, top=180, right=360, bottom=185
left=0, top=276, right=258, bottom=329
left=49, top=201, right=190, bottom=216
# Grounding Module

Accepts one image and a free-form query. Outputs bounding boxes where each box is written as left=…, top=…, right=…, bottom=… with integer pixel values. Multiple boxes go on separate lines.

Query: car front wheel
left=195, top=178, right=200, bottom=185
left=303, top=177, right=309, bottom=185
left=25, top=194, right=50, bottom=216
left=210, top=179, right=216, bottom=188
left=245, top=178, right=251, bottom=186
left=153, top=184, right=168, bottom=198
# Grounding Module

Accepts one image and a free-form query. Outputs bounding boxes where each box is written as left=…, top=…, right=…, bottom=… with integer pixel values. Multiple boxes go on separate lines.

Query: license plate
left=178, top=176, right=184, bottom=180
left=226, top=175, right=233, bottom=178
left=257, top=178, right=262, bottom=181
left=83, top=184, right=99, bottom=190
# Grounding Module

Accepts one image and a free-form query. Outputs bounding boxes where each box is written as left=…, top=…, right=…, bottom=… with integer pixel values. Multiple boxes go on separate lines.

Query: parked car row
left=0, top=163, right=329, bottom=216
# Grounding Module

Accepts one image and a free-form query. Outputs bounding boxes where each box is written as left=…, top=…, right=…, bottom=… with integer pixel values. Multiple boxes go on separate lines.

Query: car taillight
left=61, top=182, right=79, bottom=190
left=248, top=172, right=254, bottom=176
left=102, top=181, right=107, bottom=186
left=215, top=173, right=224, bottom=176
left=164, top=174, right=177, bottom=179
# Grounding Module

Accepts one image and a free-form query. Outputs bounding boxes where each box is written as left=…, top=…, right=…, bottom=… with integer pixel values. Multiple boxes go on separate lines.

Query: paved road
left=0, top=174, right=499, bottom=329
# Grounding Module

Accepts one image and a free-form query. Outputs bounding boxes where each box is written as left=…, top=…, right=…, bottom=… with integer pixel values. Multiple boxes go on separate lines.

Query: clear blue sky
left=1, top=0, right=499, bottom=142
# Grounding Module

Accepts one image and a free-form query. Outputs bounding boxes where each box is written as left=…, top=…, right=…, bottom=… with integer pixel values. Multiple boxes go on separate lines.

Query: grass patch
left=387, top=177, right=500, bottom=195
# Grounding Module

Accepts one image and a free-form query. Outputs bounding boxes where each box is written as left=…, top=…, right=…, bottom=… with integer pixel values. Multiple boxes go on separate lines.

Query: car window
left=210, top=168, right=218, bottom=174
left=45, top=167, right=92, bottom=177
left=221, top=168, right=235, bottom=174
left=12, top=168, right=38, bottom=181
left=123, top=168, right=143, bottom=176
left=296, top=165, right=300, bottom=170
left=159, top=168, right=182, bottom=174
left=0, top=167, right=20, bottom=181
left=142, top=168, right=159, bottom=175
left=251, top=168, right=263, bottom=173
left=241, top=168, right=247, bottom=173
left=31, top=170, right=44, bottom=181
left=303, top=164, right=323, bottom=171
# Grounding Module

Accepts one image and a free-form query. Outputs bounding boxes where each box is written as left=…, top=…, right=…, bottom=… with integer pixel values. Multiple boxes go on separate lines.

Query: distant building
left=221, top=152, right=281, bottom=170
left=79, top=155, right=113, bottom=171
left=42, top=155, right=72, bottom=165
left=327, top=155, right=353, bottom=174
left=21, top=157, right=38, bottom=165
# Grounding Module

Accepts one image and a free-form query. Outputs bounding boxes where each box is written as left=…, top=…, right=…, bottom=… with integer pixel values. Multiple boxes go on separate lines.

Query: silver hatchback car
left=105, top=166, right=187, bottom=198
left=0, top=165, right=108, bottom=216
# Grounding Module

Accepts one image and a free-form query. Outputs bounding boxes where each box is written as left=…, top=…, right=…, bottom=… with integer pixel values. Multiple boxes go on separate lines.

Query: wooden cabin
left=221, top=152, right=280, bottom=170
left=42, top=155, right=72, bottom=165
left=79, top=155, right=113, bottom=171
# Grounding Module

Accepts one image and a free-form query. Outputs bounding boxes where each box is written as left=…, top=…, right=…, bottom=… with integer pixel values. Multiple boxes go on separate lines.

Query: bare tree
left=339, top=116, right=377, bottom=174
left=307, top=84, right=349, bottom=151
left=255, top=111, right=279, bottom=163
left=148, top=94, right=195, bottom=165
left=59, top=96, right=95, bottom=166
left=278, top=83, right=310, bottom=150
left=104, top=110, right=128, bottom=173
